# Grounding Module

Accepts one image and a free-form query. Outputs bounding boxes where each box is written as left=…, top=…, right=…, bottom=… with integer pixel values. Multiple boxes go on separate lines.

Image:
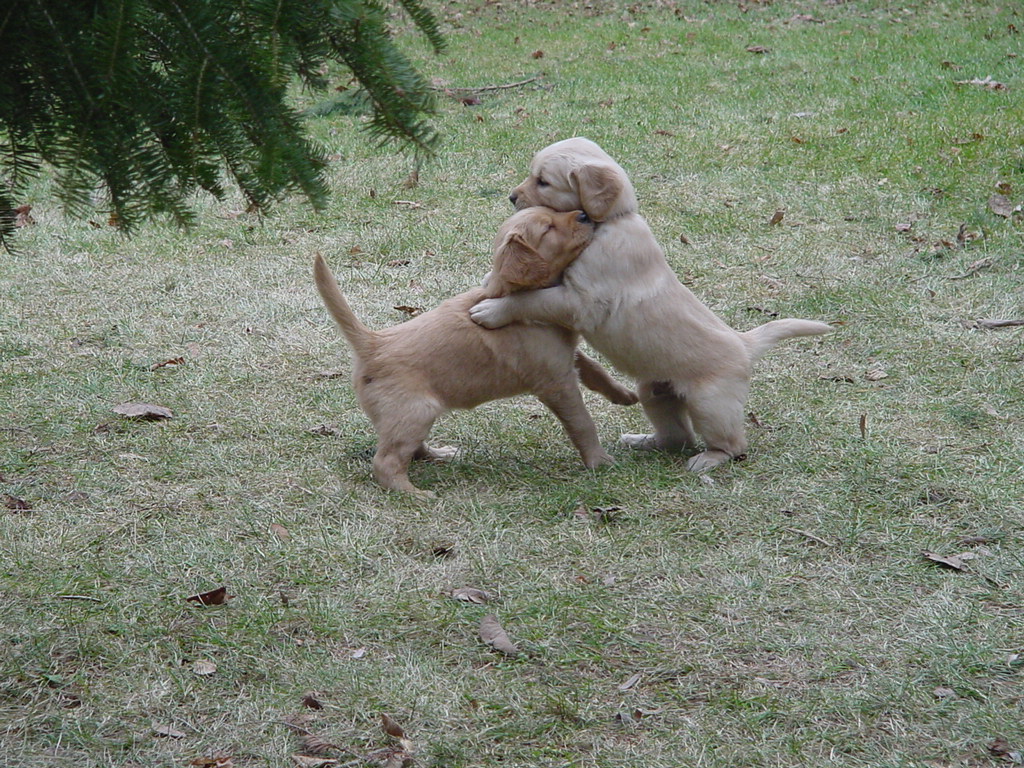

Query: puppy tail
left=313, top=253, right=375, bottom=356
left=740, top=319, right=832, bottom=363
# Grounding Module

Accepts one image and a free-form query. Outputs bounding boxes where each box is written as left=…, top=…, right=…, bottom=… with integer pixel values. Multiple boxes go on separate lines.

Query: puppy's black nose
left=509, top=192, right=518, bottom=205
left=576, top=211, right=590, bottom=223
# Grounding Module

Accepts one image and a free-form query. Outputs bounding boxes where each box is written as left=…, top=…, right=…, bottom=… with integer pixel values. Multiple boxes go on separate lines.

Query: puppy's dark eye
left=576, top=212, right=589, bottom=223
left=536, top=177, right=548, bottom=187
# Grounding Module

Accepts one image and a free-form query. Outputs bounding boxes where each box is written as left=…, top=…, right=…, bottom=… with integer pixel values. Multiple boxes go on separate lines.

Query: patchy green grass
left=3, top=2, right=1023, bottom=766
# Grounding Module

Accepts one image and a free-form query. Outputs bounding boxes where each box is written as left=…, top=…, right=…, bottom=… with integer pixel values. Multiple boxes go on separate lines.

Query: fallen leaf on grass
left=618, top=672, right=642, bottom=691
left=864, top=367, right=888, bottom=381
left=947, top=257, right=993, bottom=280
left=149, top=357, right=185, bottom=371
left=479, top=614, right=520, bottom=656
left=988, top=737, right=1023, bottom=763
left=290, top=756, right=337, bottom=768
left=153, top=723, right=186, bottom=739
left=973, top=318, right=1024, bottom=330
left=768, top=210, right=785, bottom=226
left=14, top=204, right=35, bottom=227
left=922, top=551, right=976, bottom=571
left=988, top=194, right=1019, bottom=218
left=746, top=45, right=771, bottom=54
left=932, top=686, right=956, bottom=699
left=450, top=587, right=492, bottom=604
left=186, top=586, right=232, bottom=605
left=954, top=76, right=1007, bottom=91
left=301, top=692, right=324, bottom=710
left=190, top=757, right=234, bottom=768
left=531, top=49, right=544, bottom=59
left=299, top=734, right=343, bottom=756
left=112, top=402, right=174, bottom=420
left=393, top=305, right=423, bottom=317
left=309, top=424, right=342, bottom=436
left=270, top=523, right=291, bottom=541
left=3, top=494, right=31, bottom=513
left=380, top=713, right=406, bottom=740
left=192, top=660, right=217, bottom=676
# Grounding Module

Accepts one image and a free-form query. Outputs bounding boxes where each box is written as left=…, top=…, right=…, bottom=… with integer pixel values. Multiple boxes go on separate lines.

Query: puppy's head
left=487, top=206, right=594, bottom=296
left=509, top=137, right=638, bottom=222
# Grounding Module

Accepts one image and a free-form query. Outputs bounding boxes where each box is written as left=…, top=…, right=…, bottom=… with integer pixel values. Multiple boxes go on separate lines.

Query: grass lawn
left=2, top=1, right=1023, bottom=766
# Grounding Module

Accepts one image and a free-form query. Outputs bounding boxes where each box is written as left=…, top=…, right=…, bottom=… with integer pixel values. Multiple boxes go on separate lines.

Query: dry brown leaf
left=768, top=210, right=785, bottom=226
left=450, top=587, right=492, bottom=604
left=3, top=494, right=32, bottom=513
left=954, top=76, right=1007, bottom=91
left=14, top=204, right=35, bottom=227
left=186, top=586, right=232, bottom=606
left=112, top=402, right=174, bottom=420
left=932, top=686, right=956, bottom=699
left=479, top=614, right=520, bottom=656
left=189, top=757, right=234, bottom=768
left=299, top=734, right=342, bottom=755
left=393, top=305, right=423, bottom=317
left=988, top=737, right=1013, bottom=757
left=149, top=357, right=185, bottom=371
left=380, top=752, right=414, bottom=768
left=153, top=723, right=186, bottom=739
left=271, top=523, right=292, bottom=542
left=380, top=713, right=406, bottom=740
left=309, top=424, right=342, bottom=436
left=922, top=551, right=970, bottom=571
left=864, top=367, right=888, bottom=381
left=192, top=660, right=217, bottom=676
left=746, top=45, right=771, bottom=54
left=290, top=756, right=337, bottom=768
left=974, top=318, right=1024, bottom=330
left=859, top=414, right=867, bottom=439
left=618, top=672, right=642, bottom=691
left=531, top=49, right=544, bottom=59
left=988, top=193, right=1018, bottom=218
left=301, top=692, right=324, bottom=710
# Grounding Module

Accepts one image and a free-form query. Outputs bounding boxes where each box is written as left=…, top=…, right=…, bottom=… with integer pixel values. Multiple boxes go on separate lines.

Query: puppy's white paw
left=619, top=433, right=658, bottom=451
left=685, top=450, right=732, bottom=473
left=420, top=444, right=459, bottom=462
left=469, top=298, right=513, bottom=329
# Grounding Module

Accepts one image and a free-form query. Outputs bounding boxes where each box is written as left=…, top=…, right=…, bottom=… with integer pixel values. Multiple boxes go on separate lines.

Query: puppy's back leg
left=575, top=351, right=638, bottom=406
left=536, top=384, right=614, bottom=469
left=684, top=378, right=749, bottom=472
left=371, top=399, right=443, bottom=495
left=620, top=380, right=697, bottom=452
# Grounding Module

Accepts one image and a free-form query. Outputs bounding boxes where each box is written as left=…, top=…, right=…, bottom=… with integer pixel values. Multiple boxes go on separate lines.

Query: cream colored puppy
left=470, top=138, right=831, bottom=472
left=314, top=206, right=637, bottom=495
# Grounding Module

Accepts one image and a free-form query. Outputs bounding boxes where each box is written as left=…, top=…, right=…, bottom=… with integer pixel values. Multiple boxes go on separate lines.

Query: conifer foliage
left=0, top=0, right=444, bottom=246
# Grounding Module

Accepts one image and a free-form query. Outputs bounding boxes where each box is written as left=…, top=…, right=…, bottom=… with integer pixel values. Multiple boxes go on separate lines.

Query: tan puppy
left=314, top=206, right=637, bottom=495
left=470, top=138, right=831, bottom=472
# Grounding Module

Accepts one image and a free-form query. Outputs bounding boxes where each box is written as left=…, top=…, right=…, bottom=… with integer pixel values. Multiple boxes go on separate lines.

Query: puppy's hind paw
left=417, top=444, right=460, bottom=463
left=618, top=433, right=658, bottom=451
left=685, top=449, right=738, bottom=473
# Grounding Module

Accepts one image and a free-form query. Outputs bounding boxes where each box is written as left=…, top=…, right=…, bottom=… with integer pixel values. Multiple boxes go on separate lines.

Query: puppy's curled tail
left=740, top=319, right=832, bottom=363
left=313, top=253, right=375, bottom=356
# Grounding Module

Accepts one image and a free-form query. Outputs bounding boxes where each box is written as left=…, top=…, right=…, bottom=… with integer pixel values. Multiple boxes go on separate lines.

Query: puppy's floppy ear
left=494, top=233, right=550, bottom=293
left=569, top=163, right=624, bottom=222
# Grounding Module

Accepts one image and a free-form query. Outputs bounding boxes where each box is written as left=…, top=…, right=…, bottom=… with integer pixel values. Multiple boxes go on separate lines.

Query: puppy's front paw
left=469, top=298, right=514, bottom=329
left=584, top=450, right=615, bottom=469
